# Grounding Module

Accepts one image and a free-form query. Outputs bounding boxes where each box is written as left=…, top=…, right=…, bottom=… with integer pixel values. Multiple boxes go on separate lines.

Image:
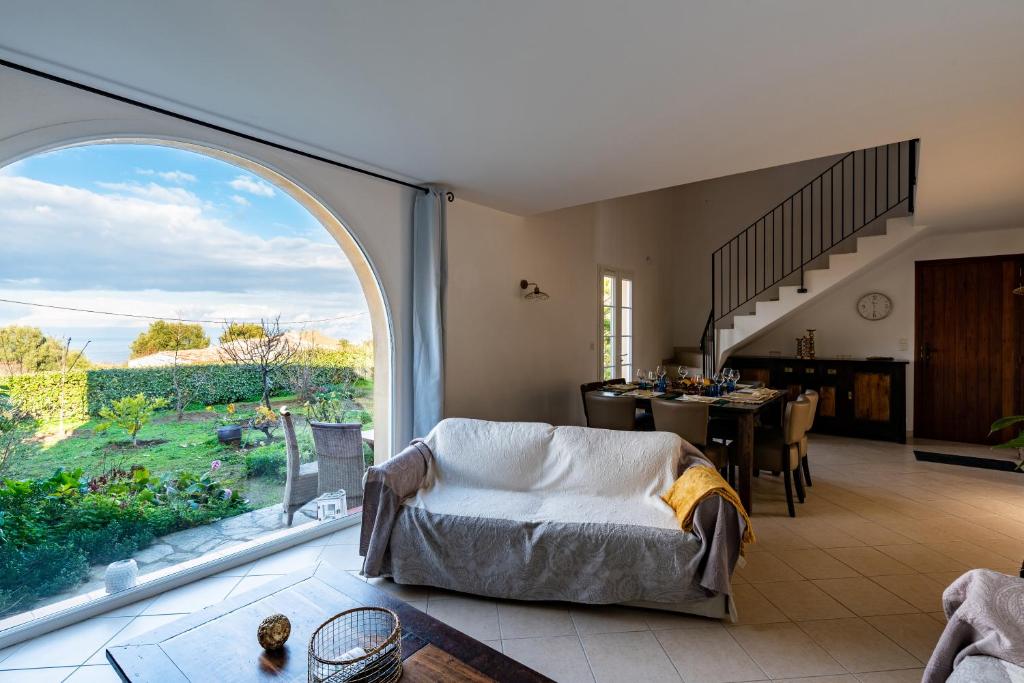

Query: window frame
left=598, top=267, right=634, bottom=381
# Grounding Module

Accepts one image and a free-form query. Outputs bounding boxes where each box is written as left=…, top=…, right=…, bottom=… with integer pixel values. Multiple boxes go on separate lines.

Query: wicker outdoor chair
left=309, top=421, right=366, bottom=508
left=281, top=409, right=319, bottom=526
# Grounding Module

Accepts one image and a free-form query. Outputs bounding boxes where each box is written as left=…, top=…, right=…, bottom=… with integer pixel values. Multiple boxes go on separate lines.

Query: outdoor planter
left=217, top=424, right=242, bottom=445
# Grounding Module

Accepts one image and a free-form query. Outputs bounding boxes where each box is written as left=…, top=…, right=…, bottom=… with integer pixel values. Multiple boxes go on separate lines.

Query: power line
left=0, top=297, right=365, bottom=325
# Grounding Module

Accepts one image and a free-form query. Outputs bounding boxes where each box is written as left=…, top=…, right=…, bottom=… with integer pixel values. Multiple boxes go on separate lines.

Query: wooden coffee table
left=107, top=562, right=551, bottom=682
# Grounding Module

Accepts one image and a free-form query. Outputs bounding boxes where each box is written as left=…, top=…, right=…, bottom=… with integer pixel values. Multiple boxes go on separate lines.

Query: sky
left=0, top=143, right=371, bottom=364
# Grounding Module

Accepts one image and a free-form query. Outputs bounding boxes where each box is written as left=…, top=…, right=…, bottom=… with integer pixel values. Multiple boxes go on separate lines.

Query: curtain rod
left=0, top=57, right=431, bottom=194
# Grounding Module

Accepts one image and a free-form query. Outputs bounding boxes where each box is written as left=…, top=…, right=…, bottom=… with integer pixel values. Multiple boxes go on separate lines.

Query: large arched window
left=0, top=140, right=389, bottom=630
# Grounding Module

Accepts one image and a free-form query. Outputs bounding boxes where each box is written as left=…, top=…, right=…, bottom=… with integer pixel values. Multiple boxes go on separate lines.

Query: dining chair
left=280, top=409, right=319, bottom=526
left=799, top=389, right=820, bottom=486
left=753, top=396, right=812, bottom=517
left=584, top=393, right=638, bottom=430
left=580, top=378, right=622, bottom=424
left=651, top=399, right=731, bottom=480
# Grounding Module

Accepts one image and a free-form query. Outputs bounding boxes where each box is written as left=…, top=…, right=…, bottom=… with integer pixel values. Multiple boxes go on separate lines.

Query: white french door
left=599, top=268, right=633, bottom=381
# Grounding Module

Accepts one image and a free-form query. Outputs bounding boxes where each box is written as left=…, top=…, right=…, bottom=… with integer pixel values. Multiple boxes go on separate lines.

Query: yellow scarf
left=660, top=465, right=756, bottom=553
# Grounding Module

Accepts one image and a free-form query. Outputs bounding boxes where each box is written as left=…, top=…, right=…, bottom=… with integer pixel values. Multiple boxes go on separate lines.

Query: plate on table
left=676, top=395, right=718, bottom=403
left=606, top=383, right=636, bottom=391
left=625, top=389, right=663, bottom=398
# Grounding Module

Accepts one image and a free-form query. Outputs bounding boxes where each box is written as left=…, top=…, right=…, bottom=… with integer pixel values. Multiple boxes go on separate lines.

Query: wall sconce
left=519, top=279, right=550, bottom=302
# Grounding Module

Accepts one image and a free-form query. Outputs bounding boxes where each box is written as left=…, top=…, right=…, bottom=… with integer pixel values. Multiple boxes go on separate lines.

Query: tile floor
left=2, top=434, right=1022, bottom=682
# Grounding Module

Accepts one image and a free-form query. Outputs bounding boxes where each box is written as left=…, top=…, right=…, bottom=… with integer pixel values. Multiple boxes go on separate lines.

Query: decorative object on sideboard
left=104, top=559, right=138, bottom=593
left=519, top=279, right=550, bottom=302
left=1014, top=266, right=1024, bottom=296
left=257, top=613, right=292, bottom=650
left=989, top=415, right=1024, bottom=472
left=308, top=607, right=402, bottom=683
left=795, top=329, right=816, bottom=359
left=857, top=292, right=893, bottom=320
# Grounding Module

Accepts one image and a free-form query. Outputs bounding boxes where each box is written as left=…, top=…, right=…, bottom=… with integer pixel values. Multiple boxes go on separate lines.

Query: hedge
left=5, top=350, right=367, bottom=420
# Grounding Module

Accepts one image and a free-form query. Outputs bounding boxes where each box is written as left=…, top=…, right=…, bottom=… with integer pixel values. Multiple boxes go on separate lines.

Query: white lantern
left=105, top=559, right=139, bottom=593
left=315, top=490, right=347, bottom=521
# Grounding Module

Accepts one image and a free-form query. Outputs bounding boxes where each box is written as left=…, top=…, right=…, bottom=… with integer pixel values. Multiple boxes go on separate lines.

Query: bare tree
left=166, top=320, right=210, bottom=421
left=218, top=316, right=298, bottom=409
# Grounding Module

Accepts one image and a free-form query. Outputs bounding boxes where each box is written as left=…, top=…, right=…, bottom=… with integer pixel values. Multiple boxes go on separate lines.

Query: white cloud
left=95, top=181, right=204, bottom=206
left=0, top=175, right=358, bottom=295
left=229, top=175, right=275, bottom=197
left=136, top=169, right=197, bottom=183
left=230, top=194, right=250, bottom=207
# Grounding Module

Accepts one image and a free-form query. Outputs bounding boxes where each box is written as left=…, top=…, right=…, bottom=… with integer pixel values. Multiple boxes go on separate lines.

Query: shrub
left=245, top=450, right=286, bottom=480
left=7, top=358, right=369, bottom=421
left=95, top=394, right=169, bottom=446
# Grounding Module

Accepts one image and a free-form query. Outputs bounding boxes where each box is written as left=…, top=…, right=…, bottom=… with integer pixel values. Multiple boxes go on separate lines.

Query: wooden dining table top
left=591, top=386, right=786, bottom=413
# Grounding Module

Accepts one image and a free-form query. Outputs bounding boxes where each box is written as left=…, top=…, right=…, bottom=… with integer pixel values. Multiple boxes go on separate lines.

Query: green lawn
left=7, top=390, right=373, bottom=510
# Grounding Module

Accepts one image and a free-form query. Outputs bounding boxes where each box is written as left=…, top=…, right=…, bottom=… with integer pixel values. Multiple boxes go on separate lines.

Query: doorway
left=914, top=254, right=1024, bottom=443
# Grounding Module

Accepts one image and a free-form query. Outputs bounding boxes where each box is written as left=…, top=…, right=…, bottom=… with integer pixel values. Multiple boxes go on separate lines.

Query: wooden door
left=915, top=255, right=1024, bottom=443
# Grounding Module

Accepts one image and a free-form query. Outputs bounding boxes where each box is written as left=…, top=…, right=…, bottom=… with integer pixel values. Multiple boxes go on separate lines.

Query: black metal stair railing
left=701, top=139, right=919, bottom=375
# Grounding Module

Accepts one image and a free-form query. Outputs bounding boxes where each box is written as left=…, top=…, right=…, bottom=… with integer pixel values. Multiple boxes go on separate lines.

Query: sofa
left=360, top=418, right=747, bottom=619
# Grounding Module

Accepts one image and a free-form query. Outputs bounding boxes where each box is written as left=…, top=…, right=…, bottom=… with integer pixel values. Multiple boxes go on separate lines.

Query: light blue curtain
left=411, top=187, right=447, bottom=438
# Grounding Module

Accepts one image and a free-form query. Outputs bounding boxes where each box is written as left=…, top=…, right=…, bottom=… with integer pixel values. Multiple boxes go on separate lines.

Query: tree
left=0, top=326, right=88, bottom=375
left=129, top=321, right=209, bottom=359
left=95, top=393, right=169, bottom=446
left=163, top=320, right=209, bottom=421
left=219, top=322, right=264, bottom=344
left=0, top=395, right=35, bottom=475
left=56, top=337, right=90, bottom=437
left=218, top=317, right=298, bottom=408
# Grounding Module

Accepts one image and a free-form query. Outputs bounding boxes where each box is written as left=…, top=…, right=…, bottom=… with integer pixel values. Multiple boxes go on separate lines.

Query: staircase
left=702, top=139, right=921, bottom=373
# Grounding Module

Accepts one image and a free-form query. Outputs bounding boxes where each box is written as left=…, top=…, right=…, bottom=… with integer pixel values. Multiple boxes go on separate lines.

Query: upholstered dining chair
left=799, top=389, right=820, bottom=486
left=580, top=378, right=622, bottom=424
left=651, top=399, right=731, bottom=481
left=280, top=409, right=319, bottom=526
left=584, top=393, right=638, bottom=430
left=753, top=396, right=812, bottom=517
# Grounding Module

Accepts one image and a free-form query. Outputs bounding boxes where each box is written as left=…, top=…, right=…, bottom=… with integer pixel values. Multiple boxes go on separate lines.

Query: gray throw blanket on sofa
left=924, top=569, right=1024, bottom=683
left=359, top=440, right=744, bottom=602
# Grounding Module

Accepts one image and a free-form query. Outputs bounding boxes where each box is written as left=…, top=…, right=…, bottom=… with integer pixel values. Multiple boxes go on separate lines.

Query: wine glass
left=693, top=374, right=705, bottom=395
left=677, top=366, right=689, bottom=381
left=635, top=368, right=645, bottom=388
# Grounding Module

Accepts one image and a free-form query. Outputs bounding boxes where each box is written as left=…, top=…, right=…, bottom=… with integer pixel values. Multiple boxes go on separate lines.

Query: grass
left=7, top=388, right=374, bottom=511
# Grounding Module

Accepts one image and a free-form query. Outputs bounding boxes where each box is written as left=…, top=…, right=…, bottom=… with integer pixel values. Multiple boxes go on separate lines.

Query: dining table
left=591, top=384, right=787, bottom=514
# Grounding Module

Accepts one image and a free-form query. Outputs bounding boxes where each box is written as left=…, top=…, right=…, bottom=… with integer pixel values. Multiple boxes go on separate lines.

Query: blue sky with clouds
left=0, top=143, right=370, bottom=363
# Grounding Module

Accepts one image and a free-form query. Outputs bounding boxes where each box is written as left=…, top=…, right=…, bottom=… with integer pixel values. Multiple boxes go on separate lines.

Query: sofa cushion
left=423, top=418, right=553, bottom=492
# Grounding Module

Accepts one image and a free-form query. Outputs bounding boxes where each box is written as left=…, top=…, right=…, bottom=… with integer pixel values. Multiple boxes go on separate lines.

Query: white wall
left=445, top=191, right=676, bottom=426
left=736, top=225, right=1024, bottom=430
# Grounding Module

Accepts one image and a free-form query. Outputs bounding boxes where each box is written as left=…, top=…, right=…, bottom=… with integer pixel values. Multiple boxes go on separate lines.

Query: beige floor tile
left=642, top=609, right=724, bottom=631
left=482, top=640, right=502, bottom=652
left=798, top=618, right=918, bottom=673
left=731, top=584, right=789, bottom=625
left=825, top=548, right=916, bottom=577
left=772, top=676, right=858, bottom=683
left=924, top=541, right=1018, bottom=573
left=142, top=576, right=240, bottom=615
left=247, top=545, right=323, bottom=575
left=426, top=597, right=500, bottom=641
left=869, top=574, right=946, bottom=613
left=502, top=635, right=595, bottom=683
left=569, top=605, right=651, bottom=635
left=0, top=669, right=77, bottom=682
left=497, top=602, right=575, bottom=639
left=656, top=627, right=767, bottom=682
left=873, top=544, right=970, bottom=573
left=65, top=665, right=123, bottom=682
left=777, top=548, right=860, bottom=580
left=755, top=580, right=855, bottom=621
left=580, top=631, right=682, bottom=683
left=813, top=578, right=918, bottom=617
left=86, top=614, right=181, bottom=664
left=854, top=669, right=925, bottom=682
left=365, top=577, right=433, bottom=601
left=727, top=623, right=845, bottom=679
left=921, top=571, right=964, bottom=588
left=737, top=552, right=799, bottom=583
left=865, top=614, right=945, bottom=662
left=927, top=612, right=946, bottom=624
left=318, top=543, right=363, bottom=571
left=2, top=616, right=131, bottom=669
left=227, top=573, right=283, bottom=599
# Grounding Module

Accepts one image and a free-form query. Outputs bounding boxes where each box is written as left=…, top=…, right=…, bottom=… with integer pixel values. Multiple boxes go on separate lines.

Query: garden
left=0, top=349, right=373, bottom=617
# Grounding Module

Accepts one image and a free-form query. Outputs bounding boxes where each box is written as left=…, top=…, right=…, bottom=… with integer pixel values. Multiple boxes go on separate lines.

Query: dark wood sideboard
left=726, top=355, right=909, bottom=443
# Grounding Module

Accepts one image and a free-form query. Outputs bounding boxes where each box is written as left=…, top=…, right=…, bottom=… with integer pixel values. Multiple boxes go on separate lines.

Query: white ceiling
left=1, top=1, right=1023, bottom=223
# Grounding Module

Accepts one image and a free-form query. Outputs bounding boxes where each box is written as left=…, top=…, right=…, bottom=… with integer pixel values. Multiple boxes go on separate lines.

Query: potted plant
left=209, top=403, right=243, bottom=445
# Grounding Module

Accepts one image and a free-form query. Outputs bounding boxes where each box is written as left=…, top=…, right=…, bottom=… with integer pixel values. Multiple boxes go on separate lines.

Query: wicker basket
left=308, top=607, right=401, bottom=683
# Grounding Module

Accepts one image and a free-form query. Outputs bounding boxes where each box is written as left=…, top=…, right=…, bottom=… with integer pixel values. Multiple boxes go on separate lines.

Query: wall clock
left=857, top=292, right=893, bottom=321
